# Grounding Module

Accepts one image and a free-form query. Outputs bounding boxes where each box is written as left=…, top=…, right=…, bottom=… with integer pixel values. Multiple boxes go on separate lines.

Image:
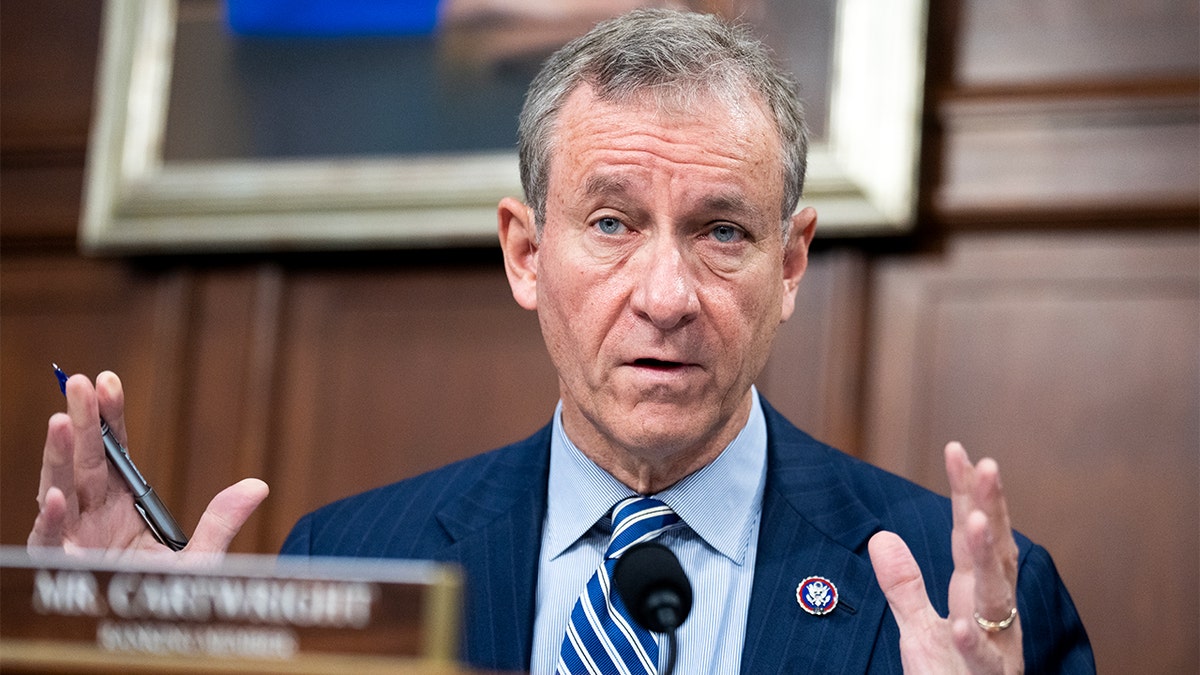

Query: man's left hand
left=868, top=442, right=1024, bottom=674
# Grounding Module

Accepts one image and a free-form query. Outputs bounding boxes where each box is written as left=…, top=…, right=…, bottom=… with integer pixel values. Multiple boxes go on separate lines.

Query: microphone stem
left=662, top=630, right=678, bottom=675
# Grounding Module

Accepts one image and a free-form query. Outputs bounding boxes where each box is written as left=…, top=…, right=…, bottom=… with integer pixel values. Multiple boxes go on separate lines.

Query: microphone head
left=613, top=541, right=693, bottom=632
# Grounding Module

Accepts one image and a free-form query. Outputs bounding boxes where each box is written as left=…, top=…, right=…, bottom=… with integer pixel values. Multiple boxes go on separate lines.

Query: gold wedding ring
left=973, top=606, right=1018, bottom=632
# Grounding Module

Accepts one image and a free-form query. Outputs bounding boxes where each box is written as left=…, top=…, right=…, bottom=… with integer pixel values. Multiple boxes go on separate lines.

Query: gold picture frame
left=81, top=0, right=928, bottom=253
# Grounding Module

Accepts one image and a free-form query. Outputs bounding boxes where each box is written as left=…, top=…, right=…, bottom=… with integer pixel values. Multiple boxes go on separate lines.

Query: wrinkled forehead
left=551, top=81, right=782, bottom=160
left=540, top=84, right=789, bottom=229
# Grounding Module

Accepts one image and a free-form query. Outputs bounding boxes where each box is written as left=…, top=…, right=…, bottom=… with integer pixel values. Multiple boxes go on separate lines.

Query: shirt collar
left=544, top=388, right=768, bottom=564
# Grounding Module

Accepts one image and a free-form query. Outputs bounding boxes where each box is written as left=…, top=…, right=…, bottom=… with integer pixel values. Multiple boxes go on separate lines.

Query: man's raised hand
left=28, top=371, right=268, bottom=560
left=868, top=442, right=1024, bottom=674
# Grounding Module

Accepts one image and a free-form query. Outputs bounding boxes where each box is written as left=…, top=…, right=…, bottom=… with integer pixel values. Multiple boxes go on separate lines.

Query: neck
left=562, top=393, right=754, bottom=494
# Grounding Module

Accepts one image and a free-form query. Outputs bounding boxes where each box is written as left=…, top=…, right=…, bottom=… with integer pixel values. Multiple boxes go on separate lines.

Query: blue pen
left=53, top=364, right=189, bottom=551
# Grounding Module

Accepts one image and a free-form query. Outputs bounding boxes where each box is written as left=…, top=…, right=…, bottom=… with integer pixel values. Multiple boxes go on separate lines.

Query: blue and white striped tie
left=557, top=496, right=683, bottom=675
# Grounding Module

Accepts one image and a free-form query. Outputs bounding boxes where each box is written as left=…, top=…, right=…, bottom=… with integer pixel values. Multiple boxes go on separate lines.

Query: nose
left=629, top=236, right=700, bottom=331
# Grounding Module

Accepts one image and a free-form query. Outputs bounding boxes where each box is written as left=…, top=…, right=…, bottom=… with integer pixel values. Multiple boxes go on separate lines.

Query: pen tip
left=52, top=363, right=68, bottom=395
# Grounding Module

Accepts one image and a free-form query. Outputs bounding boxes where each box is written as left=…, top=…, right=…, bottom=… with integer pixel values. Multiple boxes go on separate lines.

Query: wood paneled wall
left=2, top=1, right=1196, bottom=672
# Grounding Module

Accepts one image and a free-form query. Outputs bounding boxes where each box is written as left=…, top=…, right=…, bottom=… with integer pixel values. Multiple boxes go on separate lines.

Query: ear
left=498, top=196, right=539, bottom=310
left=779, top=206, right=817, bottom=323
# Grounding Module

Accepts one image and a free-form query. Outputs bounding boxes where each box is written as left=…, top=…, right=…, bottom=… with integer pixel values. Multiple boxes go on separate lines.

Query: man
left=31, top=9, right=1092, bottom=674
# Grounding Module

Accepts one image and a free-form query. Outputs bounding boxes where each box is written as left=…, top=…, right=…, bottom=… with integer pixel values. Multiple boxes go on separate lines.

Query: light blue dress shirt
left=530, top=389, right=768, bottom=674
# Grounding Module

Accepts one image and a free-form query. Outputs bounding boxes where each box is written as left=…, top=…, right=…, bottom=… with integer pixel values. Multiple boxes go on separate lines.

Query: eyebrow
left=699, top=193, right=757, bottom=219
left=582, top=174, right=631, bottom=199
left=578, top=172, right=748, bottom=207
left=580, top=173, right=762, bottom=221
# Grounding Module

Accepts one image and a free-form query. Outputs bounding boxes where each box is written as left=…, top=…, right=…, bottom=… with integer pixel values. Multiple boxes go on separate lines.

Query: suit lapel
left=435, top=426, right=552, bottom=670
left=741, top=406, right=893, bottom=673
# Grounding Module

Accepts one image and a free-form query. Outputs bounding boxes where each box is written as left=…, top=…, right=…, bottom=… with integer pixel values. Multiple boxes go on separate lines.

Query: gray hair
left=517, top=8, right=809, bottom=231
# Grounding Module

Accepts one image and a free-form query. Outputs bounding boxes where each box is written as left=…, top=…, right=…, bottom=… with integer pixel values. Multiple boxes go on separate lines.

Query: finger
left=944, top=442, right=977, bottom=569
left=972, top=458, right=1016, bottom=564
left=37, top=413, right=77, bottom=510
left=65, top=375, right=110, bottom=511
left=186, top=479, right=270, bottom=554
left=968, top=458, right=1020, bottom=623
left=965, top=509, right=1019, bottom=629
left=869, top=531, right=940, bottom=634
left=945, top=441, right=975, bottom=520
left=95, top=372, right=138, bottom=503
left=28, top=486, right=68, bottom=548
left=95, top=371, right=128, bottom=445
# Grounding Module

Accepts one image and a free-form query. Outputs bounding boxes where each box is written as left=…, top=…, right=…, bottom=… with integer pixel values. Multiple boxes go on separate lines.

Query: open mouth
left=632, top=358, right=687, bottom=370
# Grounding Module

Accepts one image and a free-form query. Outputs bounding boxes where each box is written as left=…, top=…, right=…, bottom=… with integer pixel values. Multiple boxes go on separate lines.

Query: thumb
left=185, top=478, right=269, bottom=554
left=869, top=530, right=938, bottom=633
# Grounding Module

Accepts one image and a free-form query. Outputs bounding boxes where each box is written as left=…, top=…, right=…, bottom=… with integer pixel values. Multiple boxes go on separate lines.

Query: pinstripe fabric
left=557, top=498, right=682, bottom=675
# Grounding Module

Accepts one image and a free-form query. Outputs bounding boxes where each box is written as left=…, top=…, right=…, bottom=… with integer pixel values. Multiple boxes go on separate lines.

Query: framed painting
left=81, top=0, right=928, bottom=252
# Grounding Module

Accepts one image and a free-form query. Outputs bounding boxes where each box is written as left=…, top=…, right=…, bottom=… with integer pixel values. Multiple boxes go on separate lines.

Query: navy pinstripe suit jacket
left=281, top=400, right=1094, bottom=673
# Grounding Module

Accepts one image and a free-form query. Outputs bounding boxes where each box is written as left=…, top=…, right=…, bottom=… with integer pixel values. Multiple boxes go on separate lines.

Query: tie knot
left=606, top=496, right=681, bottom=559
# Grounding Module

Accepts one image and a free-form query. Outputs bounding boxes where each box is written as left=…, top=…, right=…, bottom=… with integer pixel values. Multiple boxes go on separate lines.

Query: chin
left=614, top=409, right=715, bottom=454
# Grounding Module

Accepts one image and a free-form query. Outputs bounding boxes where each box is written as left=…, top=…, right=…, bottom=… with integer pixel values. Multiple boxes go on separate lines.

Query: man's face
left=502, top=85, right=815, bottom=475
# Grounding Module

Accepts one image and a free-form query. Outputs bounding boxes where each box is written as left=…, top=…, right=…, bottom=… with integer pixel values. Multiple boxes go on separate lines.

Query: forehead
left=546, top=84, right=784, bottom=204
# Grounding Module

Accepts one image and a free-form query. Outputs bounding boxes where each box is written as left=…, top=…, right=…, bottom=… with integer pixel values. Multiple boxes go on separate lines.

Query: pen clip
left=132, top=502, right=166, bottom=547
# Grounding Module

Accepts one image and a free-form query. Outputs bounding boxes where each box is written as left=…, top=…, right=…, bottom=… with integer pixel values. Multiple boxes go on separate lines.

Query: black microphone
left=614, top=541, right=693, bottom=674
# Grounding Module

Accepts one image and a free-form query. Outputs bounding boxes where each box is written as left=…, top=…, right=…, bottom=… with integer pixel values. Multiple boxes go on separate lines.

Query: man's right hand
left=28, top=371, right=268, bottom=559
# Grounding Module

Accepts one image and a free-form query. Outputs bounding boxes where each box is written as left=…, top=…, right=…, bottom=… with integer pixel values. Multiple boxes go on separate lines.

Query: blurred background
left=2, top=1, right=1196, bottom=672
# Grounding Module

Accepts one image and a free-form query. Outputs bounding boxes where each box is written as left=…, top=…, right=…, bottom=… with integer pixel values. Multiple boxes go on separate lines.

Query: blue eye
left=595, top=217, right=624, bottom=235
left=710, top=224, right=742, bottom=243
